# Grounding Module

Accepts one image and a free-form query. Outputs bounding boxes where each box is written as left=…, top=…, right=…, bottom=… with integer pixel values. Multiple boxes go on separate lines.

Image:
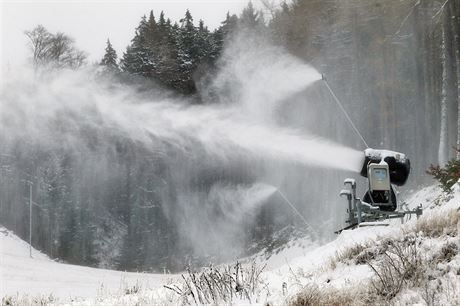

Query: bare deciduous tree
left=25, top=25, right=87, bottom=70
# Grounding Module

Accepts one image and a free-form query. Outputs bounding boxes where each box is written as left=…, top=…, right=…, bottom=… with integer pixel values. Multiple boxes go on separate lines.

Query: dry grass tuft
left=286, top=284, right=373, bottom=306
left=330, top=242, right=369, bottom=266
left=415, top=208, right=460, bottom=238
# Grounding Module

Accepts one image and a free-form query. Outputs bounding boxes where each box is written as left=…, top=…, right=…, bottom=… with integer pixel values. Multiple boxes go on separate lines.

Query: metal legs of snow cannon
left=336, top=177, right=423, bottom=234
left=340, top=178, right=362, bottom=225
left=338, top=178, right=377, bottom=232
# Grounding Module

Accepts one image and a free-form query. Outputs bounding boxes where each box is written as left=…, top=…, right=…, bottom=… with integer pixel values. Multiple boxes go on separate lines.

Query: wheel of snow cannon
left=363, top=187, right=397, bottom=212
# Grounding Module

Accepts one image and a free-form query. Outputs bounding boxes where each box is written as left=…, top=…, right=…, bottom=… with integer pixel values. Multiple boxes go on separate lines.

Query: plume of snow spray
left=177, top=183, right=277, bottom=257
left=0, top=70, right=363, bottom=172
left=0, top=33, right=364, bottom=262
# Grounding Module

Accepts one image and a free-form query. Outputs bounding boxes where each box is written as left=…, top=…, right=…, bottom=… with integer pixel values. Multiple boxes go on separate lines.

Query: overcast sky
left=1, top=0, right=281, bottom=70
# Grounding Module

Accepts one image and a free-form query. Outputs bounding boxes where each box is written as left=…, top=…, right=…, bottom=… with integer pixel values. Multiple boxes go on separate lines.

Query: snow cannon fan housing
left=360, top=149, right=410, bottom=186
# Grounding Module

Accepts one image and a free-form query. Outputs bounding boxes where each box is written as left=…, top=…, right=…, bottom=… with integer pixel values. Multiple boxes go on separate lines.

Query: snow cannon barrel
left=360, top=149, right=410, bottom=186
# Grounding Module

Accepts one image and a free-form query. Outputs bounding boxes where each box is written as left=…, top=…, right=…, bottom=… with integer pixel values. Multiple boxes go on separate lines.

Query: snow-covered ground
left=261, top=182, right=460, bottom=305
left=1, top=181, right=458, bottom=305
left=0, top=228, right=176, bottom=302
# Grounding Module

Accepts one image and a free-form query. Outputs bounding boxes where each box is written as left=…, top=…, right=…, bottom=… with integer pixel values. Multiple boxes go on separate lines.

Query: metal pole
left=29, top=182, right=32, bottom=258
left=276, top=189, right=321, bottom=240
left=356, top=199, right=362, bottom=225
left=322, top=77, right=369, bottom=148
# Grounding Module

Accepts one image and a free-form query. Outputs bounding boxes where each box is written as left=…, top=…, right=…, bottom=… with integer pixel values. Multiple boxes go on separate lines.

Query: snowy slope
left=0, top=228, right=176, bottom=301
left=262, top=181, right=460, bottom=305
left=1, top=182, right=458, bottom=305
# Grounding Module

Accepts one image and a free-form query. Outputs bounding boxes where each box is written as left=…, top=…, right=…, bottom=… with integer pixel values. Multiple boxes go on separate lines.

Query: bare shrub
left=124, top=281, right=141, bottom=295
left=368, top=234, right=424, bottom=300
left=164, top=261, right=268, bottom=304
left=421, top=280, right=439, bottom=306
left=436, top=242, right=458, bottom=263
left=1, top=294, right=56, bottom=306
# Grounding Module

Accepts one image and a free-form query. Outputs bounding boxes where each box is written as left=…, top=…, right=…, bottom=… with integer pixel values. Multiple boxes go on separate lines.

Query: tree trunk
left=453, top=0, right=460, bottom=158
left=414, top=1, right=428, bottom=173
left=444, top=3, right=458, bottom=161
left=439, top=19, right=449, bottom=166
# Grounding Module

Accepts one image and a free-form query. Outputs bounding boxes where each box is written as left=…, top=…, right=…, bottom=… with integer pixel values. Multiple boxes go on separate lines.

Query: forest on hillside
left=0, top=0, right=459, bottom=272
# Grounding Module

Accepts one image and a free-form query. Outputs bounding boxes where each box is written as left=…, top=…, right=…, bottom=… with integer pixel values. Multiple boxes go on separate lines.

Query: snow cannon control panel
left=368, top=162, right=391, bottom=194
left=336, top=148, right=422, bottom=234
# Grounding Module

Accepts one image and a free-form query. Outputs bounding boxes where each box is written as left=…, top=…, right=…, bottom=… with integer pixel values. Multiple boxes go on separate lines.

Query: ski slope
left=0, top=182, right=458, bottom=305
left=0, top=228, right=176, bottom=301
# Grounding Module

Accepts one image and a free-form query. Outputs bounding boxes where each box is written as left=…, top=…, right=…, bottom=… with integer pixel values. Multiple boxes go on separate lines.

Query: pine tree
left=213, top=12, right=238, bottom=57
left=239, top=1, right=264, bottom=30
left=100, top=39, right=119, bottom=73
left=159, top=20, right=181, bottom=89
left=196, top=20, right=212, bottom=61
left=158, top=11, right=166, bottom=29
left=145, top=11, right=159, bottom=52
left=177, top=10, right=199, bottom=93
left=118, top=9, right=225, bottom=94
left=120, top=16, right=156, bottom=77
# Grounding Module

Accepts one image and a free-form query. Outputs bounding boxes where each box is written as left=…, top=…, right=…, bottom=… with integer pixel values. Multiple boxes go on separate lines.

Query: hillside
left=3, top=181, right=454, bottom=305
left=265, top=183, right=460, bottom=305
left=0, top=228, right=176, bottom=304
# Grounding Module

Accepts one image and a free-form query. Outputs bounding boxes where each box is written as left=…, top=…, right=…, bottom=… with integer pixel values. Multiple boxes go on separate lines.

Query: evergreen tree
left=100, top=39, right=119, bottom=73
left=196, top=20, right=212, bottom=61
left=120, top=16, right=156, bottom=77
left=239, top=1, right=264, bottom=30
left=158, top=20, right=181, bottom=89
left=145, top=11, right=159, bottom=52
left=158, top=11, right=167, bottom=30
left=177, top=10, right=199, bottom=93
left=213, top=12, right=238, bottom=57
left=118, top=9, right=223, bottom=94
left=269, top=2, right=291, bottom=45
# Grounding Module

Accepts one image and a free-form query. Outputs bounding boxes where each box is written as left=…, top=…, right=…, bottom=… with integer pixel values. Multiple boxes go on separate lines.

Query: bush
left=164, top=261, right=268, bottom=305
left=1, top=295, right=56, bottom=306
left=427, top=149, right=460, bottom=193
left=368, top=234, right=424, bottom=300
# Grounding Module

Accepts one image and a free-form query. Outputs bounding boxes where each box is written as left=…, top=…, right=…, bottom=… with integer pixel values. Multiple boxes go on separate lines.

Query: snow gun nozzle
left=321, top=73, right=326, bottom=81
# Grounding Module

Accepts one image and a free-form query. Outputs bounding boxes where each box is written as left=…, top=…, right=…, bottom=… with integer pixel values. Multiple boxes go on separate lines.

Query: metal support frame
left=336, top=178, right=423, bottom=234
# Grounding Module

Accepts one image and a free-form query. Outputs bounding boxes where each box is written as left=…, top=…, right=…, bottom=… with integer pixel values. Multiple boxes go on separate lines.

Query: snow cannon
left=360, top=149, right=410, bottom=212
left=335, top=145, right=422, bottom=234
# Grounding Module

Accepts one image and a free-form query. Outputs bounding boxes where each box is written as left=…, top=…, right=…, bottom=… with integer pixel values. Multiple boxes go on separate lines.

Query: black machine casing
left=360, top=149, right=410, bottom=186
